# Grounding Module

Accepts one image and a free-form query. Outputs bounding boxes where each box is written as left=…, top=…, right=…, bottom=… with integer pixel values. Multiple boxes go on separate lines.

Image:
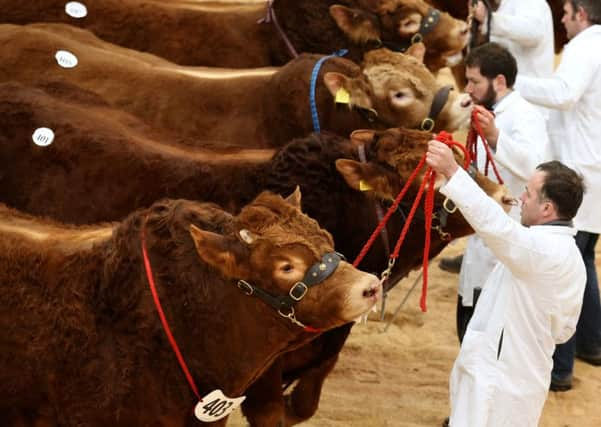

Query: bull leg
left=241, top=361, right=286, bottom=427
left=283, top=324, right=353, bottom=426
left=282, top=355, right=338, bottom=426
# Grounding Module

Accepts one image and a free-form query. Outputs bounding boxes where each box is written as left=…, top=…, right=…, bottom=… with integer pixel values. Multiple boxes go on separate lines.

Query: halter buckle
left=237, top=280, right=254, bottom=296
left=443, top=198, right=457, bottom=214
left=420, top=117, right=435, bottom=132
left=411, top=33, right=424, bottom=44
left=289, top=282, right=308, bottom=301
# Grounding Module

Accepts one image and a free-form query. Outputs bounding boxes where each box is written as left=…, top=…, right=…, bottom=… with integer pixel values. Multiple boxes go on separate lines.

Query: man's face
left=562, top=1, right=581, bottom=40
left=519, top=170, right=549, bottom=226
left=465, top=66, right=497, bottom=110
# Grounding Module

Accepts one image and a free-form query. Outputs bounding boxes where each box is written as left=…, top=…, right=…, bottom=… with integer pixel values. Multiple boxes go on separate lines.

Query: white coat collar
left=493, top=90, right=519, bottom=115
left=568, top=24, right=601, bottom=45
left=530, top=223, right=577, bottom=236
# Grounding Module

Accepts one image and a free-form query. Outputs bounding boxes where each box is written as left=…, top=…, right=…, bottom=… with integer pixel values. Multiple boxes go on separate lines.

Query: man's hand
left=472, top=0, right=488, bottom=24
left=473, top=105, right=499, bottom=148
left=426, top=140, right=459, bottom=180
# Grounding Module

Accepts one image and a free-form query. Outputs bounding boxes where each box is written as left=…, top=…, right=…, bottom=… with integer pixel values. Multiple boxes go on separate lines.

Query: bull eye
left=280, top=263, right=294, bottom=273
left=393, top=91, right=406, bottom=99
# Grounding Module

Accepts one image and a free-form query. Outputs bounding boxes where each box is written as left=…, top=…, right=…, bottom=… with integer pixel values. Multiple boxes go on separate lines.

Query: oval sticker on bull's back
left=55, top=50, right=78, bottom=68
left=65, top=2, right=88, bottom=18
left=194, top=390, right=245, bottom=422
left=32, top=128, right=55, bottom=147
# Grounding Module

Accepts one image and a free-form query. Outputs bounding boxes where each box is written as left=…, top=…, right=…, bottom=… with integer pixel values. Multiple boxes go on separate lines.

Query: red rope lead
left=353, top=131, right=470, bottom=312
left=141, top=228, right=202, bottom=402
left=467, top=109, right=504, bottom=185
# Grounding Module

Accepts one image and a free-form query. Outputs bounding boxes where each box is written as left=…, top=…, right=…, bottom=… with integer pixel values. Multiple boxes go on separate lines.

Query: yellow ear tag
left=335, top=88, right=351, bottom=104
left=359, top=180, right=373, bottom=191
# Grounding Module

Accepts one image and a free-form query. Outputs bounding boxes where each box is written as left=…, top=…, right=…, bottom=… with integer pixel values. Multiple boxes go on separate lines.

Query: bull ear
left=398, top=12, right=422, bottom=37
left=350, top=129, right=376, bottom=147
left=336, top=159, right=399, bottom=198
left=323, top=71, right=349, bottom=98
left=330, top=5, right=381, bottom=44
left=284, top=186, right=302, bottom=209
left=336, top=159, right=371, bottom=192
left=406, top=42, right=426, bottom=63
left=189, top=224, right=249, bottom=278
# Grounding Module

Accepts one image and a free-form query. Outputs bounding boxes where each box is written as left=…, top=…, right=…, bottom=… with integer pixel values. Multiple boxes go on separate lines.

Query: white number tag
left=55, top=50, right=78, bottom=69
left=193, top=389, right=245, bottom=422
left=32, top=127, right=55, bottom=146
left=65, top=2, right=88, bottom=18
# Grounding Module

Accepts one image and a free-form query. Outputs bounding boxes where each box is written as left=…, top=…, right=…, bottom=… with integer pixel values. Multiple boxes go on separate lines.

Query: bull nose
left=362, top=278, right=381, bottom=299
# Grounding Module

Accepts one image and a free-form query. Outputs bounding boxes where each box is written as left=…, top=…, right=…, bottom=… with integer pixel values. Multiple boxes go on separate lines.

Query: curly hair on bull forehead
left=234, top=192, right=335, bottom=256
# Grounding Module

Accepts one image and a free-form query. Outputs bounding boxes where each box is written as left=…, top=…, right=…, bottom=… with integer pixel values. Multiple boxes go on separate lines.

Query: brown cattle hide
left=1, top=0, right=468, bottom=71
left=0, top=24, right=471, bottom=149
left=0, top=81, right=502, bottom=426
left=0, top=191, right=382, bottom=426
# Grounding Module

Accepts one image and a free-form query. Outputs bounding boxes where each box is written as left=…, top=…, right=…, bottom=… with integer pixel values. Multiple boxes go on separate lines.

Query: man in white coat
left=472, top=0, right=555, bottom=79
left=452, top=43, right=550, bottom=342
left=427, top=142, right=586, bottom=427
left=439, top=0, right=555, bottom=274
left=515, top=0, right=601, bottom=391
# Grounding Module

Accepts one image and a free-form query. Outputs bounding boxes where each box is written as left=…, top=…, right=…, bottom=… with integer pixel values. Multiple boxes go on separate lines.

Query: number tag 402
left=194, top=390, right=246, bottom=422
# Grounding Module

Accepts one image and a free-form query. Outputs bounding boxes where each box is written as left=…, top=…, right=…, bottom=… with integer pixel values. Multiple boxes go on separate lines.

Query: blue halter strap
left=309, top=49, right=348, bottom=133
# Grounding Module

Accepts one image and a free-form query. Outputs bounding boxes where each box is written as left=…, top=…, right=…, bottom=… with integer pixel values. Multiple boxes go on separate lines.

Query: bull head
left=328, top=0, right=469, bottom=71
left=323, top=47, right=471, bottom=133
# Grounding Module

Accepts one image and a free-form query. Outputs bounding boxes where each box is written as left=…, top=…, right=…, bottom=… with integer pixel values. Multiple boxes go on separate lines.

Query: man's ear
left=189, top=224, right=250, bottom=278
left=330, top=5, right=381, bottom=44
left=493, top=74, right=507, bottom=92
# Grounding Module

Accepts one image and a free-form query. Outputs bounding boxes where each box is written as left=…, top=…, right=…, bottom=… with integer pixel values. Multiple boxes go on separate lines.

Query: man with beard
left=515, top=0, right=601, bottom=392
left=452, top=42, right=550, bottom=343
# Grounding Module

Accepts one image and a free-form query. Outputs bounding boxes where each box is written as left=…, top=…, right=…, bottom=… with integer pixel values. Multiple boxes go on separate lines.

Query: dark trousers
left=456, top=288, right=482, bottom=344
left=553, top=231, right=601, bottom=379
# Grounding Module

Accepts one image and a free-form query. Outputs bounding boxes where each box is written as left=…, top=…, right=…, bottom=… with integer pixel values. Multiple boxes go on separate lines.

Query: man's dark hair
left=465, top=42, right=518, bottom=87
left=568, top=0, right=601, bottom=25
left=536, top=160, right=585, bottom=221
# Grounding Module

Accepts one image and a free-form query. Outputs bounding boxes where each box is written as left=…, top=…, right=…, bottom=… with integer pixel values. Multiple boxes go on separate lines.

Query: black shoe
left=550, top=373, right=572, bottom=392
left=441, top=417, right=450, bottom=427
left=576, top=350, right=601, bottom=366
left=439, top=254, right=463, bottom=274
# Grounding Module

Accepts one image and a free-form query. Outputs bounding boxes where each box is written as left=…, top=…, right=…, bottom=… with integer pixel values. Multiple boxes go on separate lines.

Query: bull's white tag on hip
left=194, top=389, right=245, bottom=422
left=65, top=2, right=88, bottom=18
left=55, top=50, right=78, bottom=68
left=32, top=128, right=55, bottom=146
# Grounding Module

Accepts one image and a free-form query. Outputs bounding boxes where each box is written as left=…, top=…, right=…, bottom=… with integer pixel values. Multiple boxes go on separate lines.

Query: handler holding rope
left=442, top=42, right=550, bottom=343
left=426, top=141, right=586, bottom=427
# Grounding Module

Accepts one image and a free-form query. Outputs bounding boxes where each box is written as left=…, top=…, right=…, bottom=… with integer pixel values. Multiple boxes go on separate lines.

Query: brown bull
left=0, top=190, right=382, bottom=426
left=0, top=24, right=471, bottom=148
left=0, top=81, right=510, bottom=426
left=1, top=0, right=468, bottom=72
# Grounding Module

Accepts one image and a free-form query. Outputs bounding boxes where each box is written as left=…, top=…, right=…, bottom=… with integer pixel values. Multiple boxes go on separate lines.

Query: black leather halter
left=382, top=8, right=441, bottom=53
left=236, top=252, right=345, bottom=329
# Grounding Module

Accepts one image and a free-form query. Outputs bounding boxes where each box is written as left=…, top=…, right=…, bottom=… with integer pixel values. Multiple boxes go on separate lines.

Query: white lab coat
left=488, top=0, right=555, bottom=79
left=516, top=25, right=601, bottom=234
left=443, top=168, right=586, bottom=427
left=458, top=91, right=549, bottom=306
